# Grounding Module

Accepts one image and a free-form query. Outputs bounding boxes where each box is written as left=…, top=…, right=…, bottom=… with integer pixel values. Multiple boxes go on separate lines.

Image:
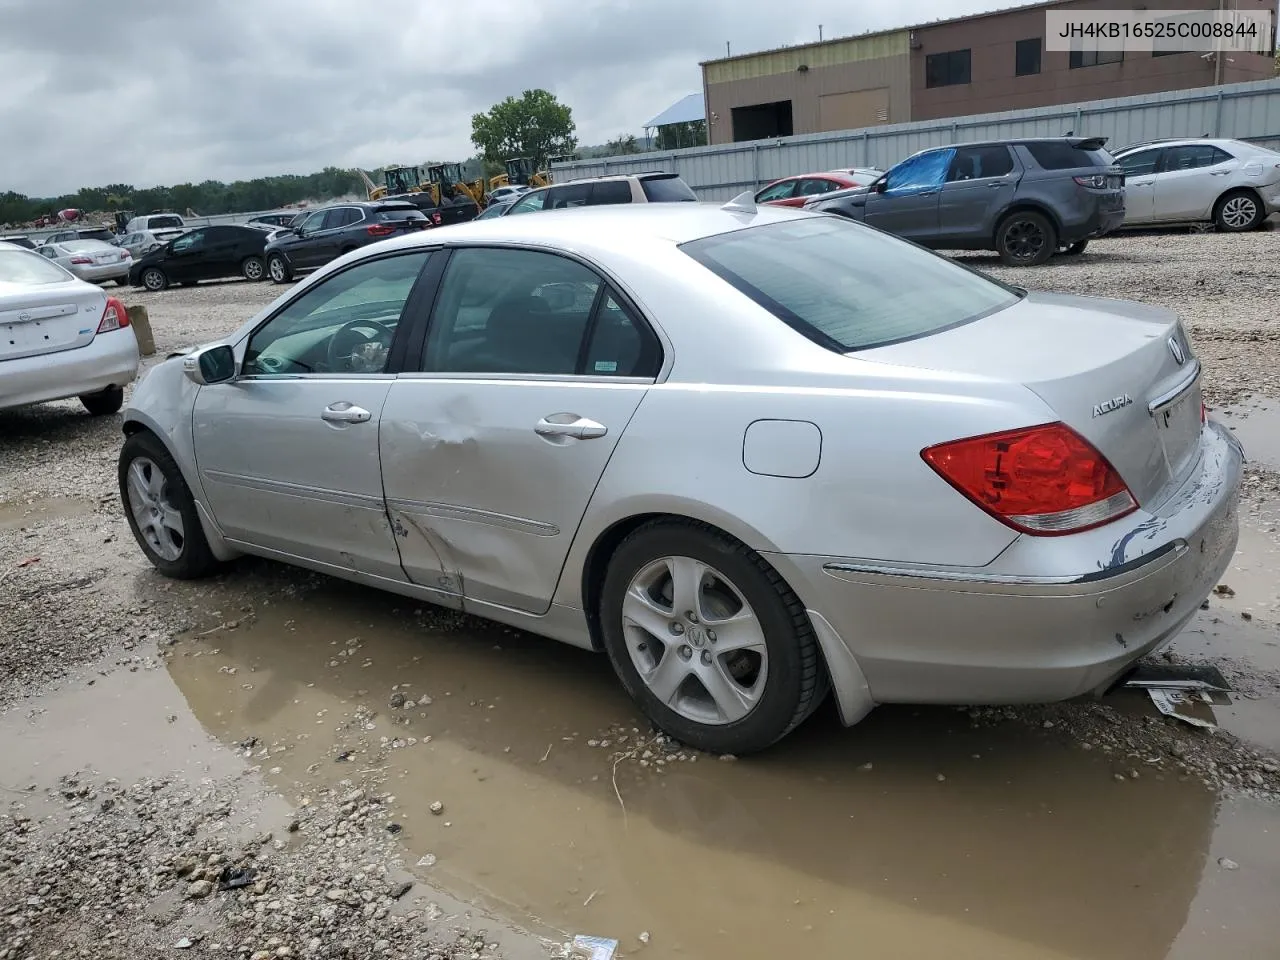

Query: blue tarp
left=883, top=148, right=956, bottom=196
left=645, top=93, right=706, bottom=129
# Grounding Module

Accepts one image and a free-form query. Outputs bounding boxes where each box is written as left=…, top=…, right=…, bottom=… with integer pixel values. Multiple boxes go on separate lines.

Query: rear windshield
left=1024, top=142, right=1114, bottom=170
left=148, top=215, right=184, bottom=229
left=63, top=239, right=112, bottom=252
left=376, top=207, right=427, bottom=220
left=680, top=217, right=1021, bottom=352
left=0, top=237, right=35, bottom=249
left=641, top=176, right=697, bottom=202
left=0, top=248, right=72, bottom=284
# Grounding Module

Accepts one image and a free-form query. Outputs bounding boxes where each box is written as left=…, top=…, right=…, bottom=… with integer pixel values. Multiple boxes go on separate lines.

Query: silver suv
left=504, top=172, right=697, bottom=215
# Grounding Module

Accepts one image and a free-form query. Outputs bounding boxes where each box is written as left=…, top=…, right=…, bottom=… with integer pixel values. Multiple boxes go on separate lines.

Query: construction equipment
left=357, top=165, right=428, bottom=202
left=425, top=163, right=486, bottom=207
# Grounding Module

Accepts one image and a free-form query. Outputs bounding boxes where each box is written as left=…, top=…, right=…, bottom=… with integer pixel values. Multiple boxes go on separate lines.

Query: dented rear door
left=379, top=378, right=647, bottom=615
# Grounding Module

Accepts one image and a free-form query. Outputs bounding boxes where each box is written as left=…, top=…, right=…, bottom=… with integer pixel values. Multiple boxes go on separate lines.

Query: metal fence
left=552, top=78, right=1280, bottom=201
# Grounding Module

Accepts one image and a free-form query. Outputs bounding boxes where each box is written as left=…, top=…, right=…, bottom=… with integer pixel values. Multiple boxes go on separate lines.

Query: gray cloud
left=0, top=0, right=1034, bottom=196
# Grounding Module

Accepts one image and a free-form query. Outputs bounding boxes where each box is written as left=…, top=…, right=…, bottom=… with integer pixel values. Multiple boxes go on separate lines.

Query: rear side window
left=681, top=217, right=1020, bottom=353
left=590, top=180, right=633, bottom=205
left=640, top=177, right=697, bottom=202
left=0, top=248, right=72, bottom=284
left=1024, top=142, right=1113, bottom=170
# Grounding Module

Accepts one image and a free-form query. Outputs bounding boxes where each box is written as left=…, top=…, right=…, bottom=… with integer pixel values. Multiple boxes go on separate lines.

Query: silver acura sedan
left=117, top=202, right=1242, bottom=754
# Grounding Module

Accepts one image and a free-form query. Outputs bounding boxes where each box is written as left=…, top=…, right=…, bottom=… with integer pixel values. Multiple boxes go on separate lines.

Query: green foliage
left=605, top=134, right=640, bottom=155
left=655, top=120, right=708, bottom=151
left=0, top=166, right=366, bottom=227
left=470, top=89, right=577, bottom=168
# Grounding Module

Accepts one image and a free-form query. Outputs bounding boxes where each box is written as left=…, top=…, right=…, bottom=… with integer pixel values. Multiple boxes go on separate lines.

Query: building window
left=1069, top=47, right=1123, bottom=68
left=925, top=49, right=972, bottom=88
left=1015, top=37, right=1042, bottom=75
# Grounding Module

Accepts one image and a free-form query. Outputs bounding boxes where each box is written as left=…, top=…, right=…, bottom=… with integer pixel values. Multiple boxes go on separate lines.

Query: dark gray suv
left=804, top=137, right=1125, bottom=266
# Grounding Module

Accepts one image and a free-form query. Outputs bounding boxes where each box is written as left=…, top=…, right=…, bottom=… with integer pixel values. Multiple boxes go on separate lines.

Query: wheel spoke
left=706, top=609, right=766, bottom=654
left=159, top=503, right=184, bottom=537
left=666, top=556, right=708, bottom=620
left=645, top=651, right=691, bottom=706
left=700, top=660, right=756, bottom=723
left=126, top=463, right=152, bottom=508
left=622, top=584, right=673, bottom=640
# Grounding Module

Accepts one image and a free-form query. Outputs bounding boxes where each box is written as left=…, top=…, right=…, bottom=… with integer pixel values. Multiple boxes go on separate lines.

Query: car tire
left=80, top=385, right=124, bottom=416
left=995, top=211, right=1057, bottom=266
left=118, top=431, right=221, bottom=580
left=598, top=519, right=828, bottom=755
left=1213, top=190, right=1263, bottom=232
left=140, top=267, right=168, bottom=291
left=268, top=254, right=293, bottom=284
left=1061, top=239, right=1089, bottom=256
left=241, top=255, right=265, bottom=281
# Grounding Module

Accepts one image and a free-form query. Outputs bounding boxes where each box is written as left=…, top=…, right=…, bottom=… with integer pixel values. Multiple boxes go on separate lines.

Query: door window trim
left=397, top=243, right=669, bottom=385
left=232, top=247, right=442, bottom=380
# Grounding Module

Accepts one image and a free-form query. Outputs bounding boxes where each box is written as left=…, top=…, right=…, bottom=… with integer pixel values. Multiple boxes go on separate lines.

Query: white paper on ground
left=1147, top=688, right=1217, bottom=728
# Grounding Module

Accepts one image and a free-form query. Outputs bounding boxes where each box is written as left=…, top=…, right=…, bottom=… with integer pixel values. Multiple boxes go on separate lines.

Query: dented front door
left=378, top=379, right=647, bottom=615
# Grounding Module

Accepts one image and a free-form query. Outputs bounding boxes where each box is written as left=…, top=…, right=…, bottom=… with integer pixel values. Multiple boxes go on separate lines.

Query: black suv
left=264, top=201, right=428, bottom=283
left=805, top=137, right=1125, bottom=266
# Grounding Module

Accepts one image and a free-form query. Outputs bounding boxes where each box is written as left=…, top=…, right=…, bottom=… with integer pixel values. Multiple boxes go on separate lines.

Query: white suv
left=504, top=172, right=697, bottom=216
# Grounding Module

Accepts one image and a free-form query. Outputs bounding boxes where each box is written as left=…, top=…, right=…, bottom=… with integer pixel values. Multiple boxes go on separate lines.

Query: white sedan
left=1113, top=137, right=1280, bottom=231
left=116, top=203, right=1239, bottom=754
left=0, top=241, right=139, bottom=415
left=38, top=238, right=133, bottom=286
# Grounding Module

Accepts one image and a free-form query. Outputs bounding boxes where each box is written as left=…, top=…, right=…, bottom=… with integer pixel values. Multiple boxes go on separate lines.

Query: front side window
left=507, top=190, right=548, bottom=215
left=422, top=247, right=659, bottom=377
left=755, top=180, right=796, bottom=202
left=883, top=149, right=955, bottom=195
left=242, top=252, right=431, bottom=376
left=681, top=217, right=1020, bottom=353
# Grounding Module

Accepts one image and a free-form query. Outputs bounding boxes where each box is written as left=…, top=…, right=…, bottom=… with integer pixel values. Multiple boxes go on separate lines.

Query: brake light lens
left=96, top=296, right=130, bottom=334
left=366, top=222, right=396, bottom=237
left=1073, top=174, right=1108, bottom=188
left=70, top=256, right=93, bottom=264
left=921, top=422, right=1136, bottom=535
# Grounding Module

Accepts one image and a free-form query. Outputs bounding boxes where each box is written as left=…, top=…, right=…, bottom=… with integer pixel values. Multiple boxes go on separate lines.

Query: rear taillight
left=70, top=256, right=93, bottom=264
left=119, top=251, right=129, bottom=260
left=921, top=422, right=1136, bottom=536
left=96, top=296, right=130, bottom=334
left=1073, top=174, right=1109, bottom=188
left=365, top=223, right=396, bottom=237
left=431, top=212, right=442, bottom=225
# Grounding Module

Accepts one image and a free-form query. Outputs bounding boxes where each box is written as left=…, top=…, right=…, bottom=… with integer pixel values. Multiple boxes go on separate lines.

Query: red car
left=753, top=168, right=883, bottom=207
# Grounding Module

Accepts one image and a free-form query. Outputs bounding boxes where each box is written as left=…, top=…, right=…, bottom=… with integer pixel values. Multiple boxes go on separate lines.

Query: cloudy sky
left=0, top=0, right=1037, bottom=197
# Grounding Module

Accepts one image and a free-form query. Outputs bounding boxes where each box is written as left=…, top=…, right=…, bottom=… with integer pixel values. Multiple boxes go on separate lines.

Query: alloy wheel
left=620, top=556, right=768, bottom=726
left=124, top=456, right=185, bottom=562
left=1003, top=218, right=1047, bottom=263
left=269, top=257, right=287, bottom=282
left=1220, top=196, right=1258, bottom=230
left=142, top=268, right=165, bottom=291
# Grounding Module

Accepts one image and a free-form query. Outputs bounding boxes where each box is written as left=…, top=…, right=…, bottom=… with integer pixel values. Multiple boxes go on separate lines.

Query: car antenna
left=722, top=190, right=757, bottom=213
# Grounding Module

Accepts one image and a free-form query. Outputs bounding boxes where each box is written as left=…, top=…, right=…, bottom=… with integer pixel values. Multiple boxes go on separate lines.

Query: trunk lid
left=861, top=291, right=1201, bottom=507
left=0, top=279, right=106, bottom=362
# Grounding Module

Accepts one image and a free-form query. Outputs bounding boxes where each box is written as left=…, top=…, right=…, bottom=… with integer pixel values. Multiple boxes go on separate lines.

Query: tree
left=470, top=89, right=576, bottom=168
left=606, top=134, right=639, bottom=155
left=656, top=120, right=708, bottom=151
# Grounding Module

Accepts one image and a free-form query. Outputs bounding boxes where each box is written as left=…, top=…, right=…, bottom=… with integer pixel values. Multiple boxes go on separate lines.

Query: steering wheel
left=327, top=318, right=394, bottom=373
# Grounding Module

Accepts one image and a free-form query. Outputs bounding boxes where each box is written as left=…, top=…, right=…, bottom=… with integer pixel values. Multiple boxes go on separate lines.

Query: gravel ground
left=4, top=228, right=1280, bottom=957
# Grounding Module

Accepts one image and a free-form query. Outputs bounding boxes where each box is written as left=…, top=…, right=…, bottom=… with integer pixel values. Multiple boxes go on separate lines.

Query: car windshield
left=0, top=248, right=72, bottom=284
left=148, top=216, right=184, bottom=229
left=680, top=217, right=1021, bottom=352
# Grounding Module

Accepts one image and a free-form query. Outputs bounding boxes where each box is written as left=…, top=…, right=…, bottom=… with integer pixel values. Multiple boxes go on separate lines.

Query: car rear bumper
left=769, top=420, right=1242, bottom=714
left=1061, top=201, right=1125, bottom=242
left=71, top=262, right=131, bottom=283
left=0, top=328, right=140, bottom=410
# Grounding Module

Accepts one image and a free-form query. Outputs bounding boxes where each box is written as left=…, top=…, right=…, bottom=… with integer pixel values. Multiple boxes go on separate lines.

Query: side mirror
left=183, top=344, right=237, bottom=385
left=873, top=179, right=888, bottom=194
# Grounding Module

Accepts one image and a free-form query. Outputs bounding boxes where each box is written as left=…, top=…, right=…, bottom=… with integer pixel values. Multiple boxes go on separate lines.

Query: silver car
left=1113, top=137, right=1280, bottom=231
left=38, top=238, right=132, bottom=286
left=116, top=229, right=184, bottom=259
left=116, top=203, right=1242, bottom=754
left=0, top=242, right=139, bottom=414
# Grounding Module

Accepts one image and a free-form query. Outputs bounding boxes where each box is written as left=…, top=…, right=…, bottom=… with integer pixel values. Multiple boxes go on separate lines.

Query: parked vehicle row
left=37, top=238, right=133, bottom=286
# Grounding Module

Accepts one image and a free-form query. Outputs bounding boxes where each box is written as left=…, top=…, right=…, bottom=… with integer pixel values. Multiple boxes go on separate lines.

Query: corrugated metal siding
left=556, top=78, right=1280, bottom=201
left=705, top=33, right=910, bottom=83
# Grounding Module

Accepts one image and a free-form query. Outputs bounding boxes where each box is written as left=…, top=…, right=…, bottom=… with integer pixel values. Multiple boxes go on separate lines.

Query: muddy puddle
left=0, top=495, right=94, bottom=532
left=144, top=581, right=1280, bottom=960
left=1217, top=397, right=1280, bottom=472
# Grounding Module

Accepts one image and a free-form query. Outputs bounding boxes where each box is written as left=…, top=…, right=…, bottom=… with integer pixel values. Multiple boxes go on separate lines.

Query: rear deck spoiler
left=1070, top=136, right=1109, bottom=151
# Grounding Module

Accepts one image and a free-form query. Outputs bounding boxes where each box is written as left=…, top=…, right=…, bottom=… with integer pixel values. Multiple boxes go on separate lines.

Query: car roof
left=375, top=201, right=811, bottom=255
left=1113, top=137, right=1263, bottom=154
left=558, top=171, right=682, bottom=185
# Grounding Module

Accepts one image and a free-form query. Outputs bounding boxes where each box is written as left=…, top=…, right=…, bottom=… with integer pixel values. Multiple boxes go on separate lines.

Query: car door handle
left=535, top=415, right=607, bottom=440
left=1210, top=170, right=1231, bottom=176
left=1129, top=179, right=1153, bottom=185
left=321, top=402, right=372, bottom=424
